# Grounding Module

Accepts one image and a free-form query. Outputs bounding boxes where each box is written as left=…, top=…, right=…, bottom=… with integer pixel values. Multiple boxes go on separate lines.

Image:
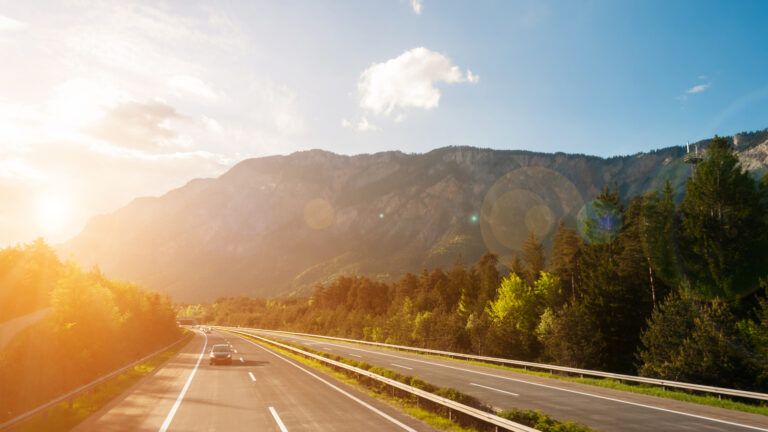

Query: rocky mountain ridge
left=62, top=129, right=768, bottom=301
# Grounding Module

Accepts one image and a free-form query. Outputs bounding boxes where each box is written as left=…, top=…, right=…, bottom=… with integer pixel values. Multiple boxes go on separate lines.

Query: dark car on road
left=209, top=344, right=233, bottom=365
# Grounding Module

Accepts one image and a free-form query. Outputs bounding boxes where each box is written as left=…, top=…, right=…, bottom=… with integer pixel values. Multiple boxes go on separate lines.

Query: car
left=209, top=344, right=233, bottom=365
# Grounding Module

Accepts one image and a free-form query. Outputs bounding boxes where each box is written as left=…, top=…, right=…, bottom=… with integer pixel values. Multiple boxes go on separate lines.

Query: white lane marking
left=158, top=332, right=208, bottom=432
left=269, top=406, right=289, bottom=432
left=471, top=382, right=519, bottom=396
left=272, top=333, right=768, bottom=432
left=390, top=363, right=413, bottom=370
left=233, top=349, right=238, bottom=353
left=240, top=356, right=245, bottom=363
left=236, top=334, right=417, bottom=432
left=349, top=354, right=362, bottom=358
left=248, top=372, right=256, bottom=382
left=323, top=346, right=334, bottom=351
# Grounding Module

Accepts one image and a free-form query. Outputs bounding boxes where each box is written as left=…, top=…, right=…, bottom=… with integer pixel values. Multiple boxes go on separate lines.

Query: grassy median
left=231, top=331, right=595, bottom=432
left=279, top=333, right=768, bottom=417
left=8, top=331, right=193, bottom=432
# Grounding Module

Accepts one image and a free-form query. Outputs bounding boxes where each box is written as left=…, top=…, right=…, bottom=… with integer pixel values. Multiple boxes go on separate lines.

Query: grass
left=8, top=332, right=193, bottom=432
left=233, top=332, right=478, bottom=432
left=232, top=331, right=595, bottom=432
left=283, top=333, right=768, bottom=417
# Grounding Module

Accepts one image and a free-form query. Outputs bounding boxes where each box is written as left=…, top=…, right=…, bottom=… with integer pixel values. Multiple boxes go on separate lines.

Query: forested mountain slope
left=62, top=129, right=768, bottom=301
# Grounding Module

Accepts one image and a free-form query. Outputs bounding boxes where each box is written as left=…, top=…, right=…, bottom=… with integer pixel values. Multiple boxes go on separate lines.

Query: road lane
left=74, top=330, right=435, bottom=432
left=72, top=332, right=210, bottom=432
left=252, top=329, right=768, bottom=432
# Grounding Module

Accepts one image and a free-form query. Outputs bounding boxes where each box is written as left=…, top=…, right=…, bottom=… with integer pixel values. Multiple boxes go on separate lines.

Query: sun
left=36, top=192, right=74, bottom=236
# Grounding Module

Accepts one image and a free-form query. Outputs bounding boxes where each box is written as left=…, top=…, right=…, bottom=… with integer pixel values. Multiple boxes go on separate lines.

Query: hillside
left=61, top=130, right=768, bottom=301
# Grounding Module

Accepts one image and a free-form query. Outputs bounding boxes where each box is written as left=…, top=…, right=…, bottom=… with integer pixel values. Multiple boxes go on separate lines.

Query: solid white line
left=269, top=406, right=289, bottom=432
left=248, top=372, right=256, bottom=382
left=236, top=334, right=417, bottom=432
left=277, top=334, right=768, bottom=432
left=158, top=332, right=208, bottom=432
left=390, top=363, right=413, bottom=370
left=471, top=382, right=519, bottom=396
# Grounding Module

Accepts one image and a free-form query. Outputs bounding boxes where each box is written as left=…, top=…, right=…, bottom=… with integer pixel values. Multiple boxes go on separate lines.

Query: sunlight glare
left=36, top=192, right=74, bottom=235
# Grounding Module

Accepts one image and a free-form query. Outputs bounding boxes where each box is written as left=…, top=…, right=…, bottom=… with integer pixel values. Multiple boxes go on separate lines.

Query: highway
left=72, top=330, right=435, bottom=431
left=248, top=329, right=768, bottom=432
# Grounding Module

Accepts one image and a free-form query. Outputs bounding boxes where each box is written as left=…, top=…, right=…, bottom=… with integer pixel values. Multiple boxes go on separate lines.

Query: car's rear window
left=212, top=345, right=230, bottom=352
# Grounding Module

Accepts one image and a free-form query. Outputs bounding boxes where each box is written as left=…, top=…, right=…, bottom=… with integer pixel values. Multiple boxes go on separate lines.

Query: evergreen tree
left=640, top=182, right=678, bottom=302
left=549, top=222, right=582, bottom=300
left=679, top=135, right=768, bottom=299
left=638, top=286, right=760, bottom=389
left=521, top=231, right=545, bottom=283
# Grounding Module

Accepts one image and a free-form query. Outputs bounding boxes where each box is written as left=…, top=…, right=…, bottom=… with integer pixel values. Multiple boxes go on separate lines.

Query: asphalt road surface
left=72, top=330, right=435, bottom=432
left=248, top=329, right=768, bottom=432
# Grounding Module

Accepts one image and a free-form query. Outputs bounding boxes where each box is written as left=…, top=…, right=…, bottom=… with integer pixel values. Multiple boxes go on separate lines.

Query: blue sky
left=0, top=0, right=767, bottom=244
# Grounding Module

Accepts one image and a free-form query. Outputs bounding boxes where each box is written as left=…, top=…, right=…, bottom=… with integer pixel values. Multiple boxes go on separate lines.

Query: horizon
left=3, top=123, right=765, bottom=249
left=2, top=0, right=768, bottom=245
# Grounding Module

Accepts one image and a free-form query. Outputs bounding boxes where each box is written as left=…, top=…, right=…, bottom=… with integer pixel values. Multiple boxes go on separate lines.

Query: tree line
left=185, top=136, right=768, bottom=391
left=0, top=239, right=180, bottom=420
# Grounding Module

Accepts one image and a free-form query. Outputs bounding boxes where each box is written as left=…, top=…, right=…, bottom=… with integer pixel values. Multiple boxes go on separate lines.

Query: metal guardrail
left=0, top=334, right=190, bottom=431
left=238, top=327, right=768, bottom=402
left=224, top=328, right=538, bottom=432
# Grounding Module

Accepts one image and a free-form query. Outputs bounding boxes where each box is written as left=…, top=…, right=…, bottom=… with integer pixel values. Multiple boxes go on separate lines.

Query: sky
left=1, top=0, right=767, bottom=245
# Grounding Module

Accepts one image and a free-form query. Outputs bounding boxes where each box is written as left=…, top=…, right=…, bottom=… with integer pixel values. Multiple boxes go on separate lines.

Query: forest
left=187, top=137, right=768, bottom=391
left=0, top=239, right=181, bottom=420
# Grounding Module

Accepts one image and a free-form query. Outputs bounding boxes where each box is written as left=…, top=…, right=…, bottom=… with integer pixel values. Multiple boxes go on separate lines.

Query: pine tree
left=679, top=135, right=768, bottom=299
left=521, top=231, right=545, bottom=283
left=639, top=181, right=678, bottom=302
left=549, top=222, right=582, bottom=300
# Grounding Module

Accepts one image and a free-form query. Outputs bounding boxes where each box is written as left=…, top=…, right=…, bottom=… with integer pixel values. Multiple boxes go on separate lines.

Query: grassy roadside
left=234, top=332, right=475, bottom=432
left=8, top=331, right=194, bottom=432
left=232, top=331, right=594, bottom=432
left=273, top=333, right=768, bottom=417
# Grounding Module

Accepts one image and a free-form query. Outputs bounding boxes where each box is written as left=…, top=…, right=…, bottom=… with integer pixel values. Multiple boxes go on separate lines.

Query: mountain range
left=61, top=129, right=768, bottom=302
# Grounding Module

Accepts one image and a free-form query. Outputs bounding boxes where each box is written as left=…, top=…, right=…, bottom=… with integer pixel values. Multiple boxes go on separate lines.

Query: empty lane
left=251, top=329, right=768, bottom=432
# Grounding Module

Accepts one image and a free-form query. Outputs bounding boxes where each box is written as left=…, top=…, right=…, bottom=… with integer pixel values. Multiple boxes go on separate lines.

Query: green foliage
left=499, top=408, right=593, bottom=432
left=549, top=223, right=581, bottom=302
left=638, top=287, right=766, bottom=390
left=196, top=136, right=768, bottom=392
left=680, top=135, right=768, bottom=298
left=0, top=240, right=180, bottom=421
left=521, top=231, right=545, bottom=283
left=0, top=238, right=60, bottom=323
left=640, top=182, right=679, bottom=293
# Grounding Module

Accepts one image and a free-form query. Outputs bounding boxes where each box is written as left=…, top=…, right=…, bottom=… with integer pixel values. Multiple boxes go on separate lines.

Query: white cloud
left=357, top=47, right=478, bottom=118
left=0, top=159, right=43, bottom=182
left=0, top=14, right=26, bottom=31
left=86, top=101, right=189, bottom=151
left=342, top=117, right=379, bottom=132
left=202, top=116, right=223, bottom=133
left=686, top=83, right=710, bottom=94
left=466, top=69, right=480, bottom=84
left=410, top=0, right=423, bottom=15
left=168, top=75, right=218, bottom=99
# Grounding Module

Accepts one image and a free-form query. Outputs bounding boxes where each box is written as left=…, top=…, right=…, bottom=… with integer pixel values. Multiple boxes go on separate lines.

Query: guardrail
left=234, top=327, right=768, bottom=402
left=0, top=333, right=191, bottom=431
left=223, top=328, right=538, bottom=432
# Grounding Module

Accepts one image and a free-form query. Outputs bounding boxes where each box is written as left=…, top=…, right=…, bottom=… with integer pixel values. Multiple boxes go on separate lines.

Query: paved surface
left=73, top=330, right=434, bottom=432
left=250, top=329, right=768, bottom=432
